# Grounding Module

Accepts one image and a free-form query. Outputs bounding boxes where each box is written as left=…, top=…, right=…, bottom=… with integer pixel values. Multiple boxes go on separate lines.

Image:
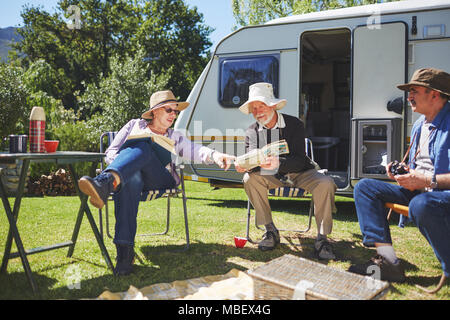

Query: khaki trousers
left=243, top=169, right=337, bottom=235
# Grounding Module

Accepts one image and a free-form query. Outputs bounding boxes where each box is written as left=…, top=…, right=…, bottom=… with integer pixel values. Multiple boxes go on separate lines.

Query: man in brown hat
left=235, top=83, right=337, bottom=259
left=78, top=90, right=235, bottom=276
left=349, top=68, right=450, bottom=290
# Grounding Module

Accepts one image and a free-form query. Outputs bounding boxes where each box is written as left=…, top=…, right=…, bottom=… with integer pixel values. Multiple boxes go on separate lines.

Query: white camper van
left=175, top=0, right=450, bottom=195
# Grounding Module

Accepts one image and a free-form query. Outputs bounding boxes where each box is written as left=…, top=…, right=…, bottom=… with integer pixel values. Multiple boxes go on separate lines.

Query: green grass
left=0, top=181, right=448, bottom=300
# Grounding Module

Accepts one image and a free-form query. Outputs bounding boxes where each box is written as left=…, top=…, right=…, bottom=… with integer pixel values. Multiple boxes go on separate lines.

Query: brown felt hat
left=141, top=90, right=189, bottom=119
left=397, top=68, right=450, bottom=97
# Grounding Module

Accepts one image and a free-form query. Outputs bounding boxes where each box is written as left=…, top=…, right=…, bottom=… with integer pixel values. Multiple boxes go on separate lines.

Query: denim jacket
left=399, top=102, right=450, bottom=227
left=408, top=102, right=450, bottom=192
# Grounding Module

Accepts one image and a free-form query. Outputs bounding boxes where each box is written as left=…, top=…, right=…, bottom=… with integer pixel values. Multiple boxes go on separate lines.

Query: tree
left=79, top=47, right=171, bottom=142
left=133, top=0, right=213, bottom=99
left=14, top=0, right=139, bottom=111
left=23, top=59, right=67, bottom=99
left=13, top=0, right=212, bottom=113
left=0, top=63, right=29, bottom=146
left=232, top=0, right=402, bottom=27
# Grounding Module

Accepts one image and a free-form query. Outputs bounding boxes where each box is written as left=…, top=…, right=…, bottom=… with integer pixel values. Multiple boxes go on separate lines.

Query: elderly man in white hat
left=79, top=90, right=235, bottom=276
left=235, top=82, right=337, bottom=258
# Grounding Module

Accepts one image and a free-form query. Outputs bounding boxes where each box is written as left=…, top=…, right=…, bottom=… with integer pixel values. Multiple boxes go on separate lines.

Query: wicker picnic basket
left=248, top=254, right=389, bottom=300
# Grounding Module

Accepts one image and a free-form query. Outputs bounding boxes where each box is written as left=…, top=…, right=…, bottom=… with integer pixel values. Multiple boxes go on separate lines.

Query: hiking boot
left=258, top=230, right=280, bottom=251
left=78, top=172, right=115, bottom=209
left=348, top=255, right=406, bottom=283
left=315, top=238, right=336, bottom=260
left=114, top=244, right=135, bottom=276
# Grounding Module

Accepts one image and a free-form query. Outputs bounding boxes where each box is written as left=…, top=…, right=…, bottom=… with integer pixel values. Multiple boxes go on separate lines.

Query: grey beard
left=257, top=110, right=276, bottom=127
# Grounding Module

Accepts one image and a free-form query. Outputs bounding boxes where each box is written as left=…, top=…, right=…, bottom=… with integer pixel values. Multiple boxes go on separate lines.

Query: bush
left=79, top=47, right=172, bottom=133
left=23, top=59, right=69, bottom=99
left=0, top=63, right=29, bottom=149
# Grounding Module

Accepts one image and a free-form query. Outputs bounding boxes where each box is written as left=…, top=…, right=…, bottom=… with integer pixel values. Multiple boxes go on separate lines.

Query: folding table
left=0, top=151, right=115, bottom=294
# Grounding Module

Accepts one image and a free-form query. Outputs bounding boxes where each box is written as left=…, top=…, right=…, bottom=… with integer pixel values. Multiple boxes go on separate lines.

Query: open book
left=235, top=139, right=289, bottom=170
left=125, top=122, right=176, bottom=166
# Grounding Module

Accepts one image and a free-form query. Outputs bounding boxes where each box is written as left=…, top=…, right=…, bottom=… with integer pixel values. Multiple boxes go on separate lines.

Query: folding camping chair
left=98, top=131, right=190, bottom=251
left=245, top=138, right=316, bottom=244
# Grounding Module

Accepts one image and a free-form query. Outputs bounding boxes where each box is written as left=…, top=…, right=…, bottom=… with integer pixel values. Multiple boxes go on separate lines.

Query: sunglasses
left=163, top=107, right=180, bottom=115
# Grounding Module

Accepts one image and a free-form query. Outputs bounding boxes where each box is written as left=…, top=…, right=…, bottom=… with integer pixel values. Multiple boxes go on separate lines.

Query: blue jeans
left=105, top=140, right=176, bottom=246
left=354, top=178, right=450, bottom=277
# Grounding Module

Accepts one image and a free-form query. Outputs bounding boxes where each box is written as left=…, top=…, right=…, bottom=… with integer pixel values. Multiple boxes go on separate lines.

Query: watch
left=430, top=173, right=438, bottom=189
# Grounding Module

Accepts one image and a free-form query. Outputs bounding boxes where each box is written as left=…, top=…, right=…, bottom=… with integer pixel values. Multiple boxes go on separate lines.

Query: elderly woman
left=79, top=90, right=234, bottom=275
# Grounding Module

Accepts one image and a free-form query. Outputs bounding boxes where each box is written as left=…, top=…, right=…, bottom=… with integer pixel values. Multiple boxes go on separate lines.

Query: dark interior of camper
left=300, top=28, right=351, bottom=189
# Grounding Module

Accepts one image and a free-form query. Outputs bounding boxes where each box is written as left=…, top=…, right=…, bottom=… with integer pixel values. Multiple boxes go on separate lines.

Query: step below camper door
left=351, top=22, right=407, bottom=180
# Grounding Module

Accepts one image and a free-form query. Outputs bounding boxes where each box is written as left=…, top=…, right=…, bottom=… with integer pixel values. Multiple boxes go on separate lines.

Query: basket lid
left=247, top=254, right=389, bottom=300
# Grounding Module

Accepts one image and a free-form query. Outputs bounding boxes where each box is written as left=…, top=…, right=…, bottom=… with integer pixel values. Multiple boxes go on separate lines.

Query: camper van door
left=351, top=22, right=407, bottom=181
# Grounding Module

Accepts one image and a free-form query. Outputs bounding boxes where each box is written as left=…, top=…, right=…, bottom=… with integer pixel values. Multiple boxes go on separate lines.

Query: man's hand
left=395, top=169, right=430, bottom=191
left=386, top=161, right=410, bottom=180
left=212, top=151, right=235, bottom=171
left=260, top=156, right=280, bottom=171
left=385, top=162, right=396, bottom=180
left=234, top=163, right=247, bottom=173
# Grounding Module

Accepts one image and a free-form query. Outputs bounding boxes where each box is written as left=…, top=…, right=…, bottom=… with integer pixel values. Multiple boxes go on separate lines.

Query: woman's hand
left=212, top=151, right=236, bottom=171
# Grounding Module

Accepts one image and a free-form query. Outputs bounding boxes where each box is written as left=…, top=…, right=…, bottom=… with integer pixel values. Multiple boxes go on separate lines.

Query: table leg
left=67, top=163, right=115, bottom=273
left=0, top=160, right=38, bottom=293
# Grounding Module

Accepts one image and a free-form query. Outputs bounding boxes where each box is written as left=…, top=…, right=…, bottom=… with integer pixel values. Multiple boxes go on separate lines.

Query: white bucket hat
left=239, top=82, right=287, bottom=115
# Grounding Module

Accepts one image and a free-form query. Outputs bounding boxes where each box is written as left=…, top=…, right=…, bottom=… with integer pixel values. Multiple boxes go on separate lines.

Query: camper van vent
left=424, top=24, right=446, bottom=38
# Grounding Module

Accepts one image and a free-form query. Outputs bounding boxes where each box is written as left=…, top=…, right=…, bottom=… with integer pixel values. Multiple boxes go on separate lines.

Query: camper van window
left=219, top=55, right=279, bottom=108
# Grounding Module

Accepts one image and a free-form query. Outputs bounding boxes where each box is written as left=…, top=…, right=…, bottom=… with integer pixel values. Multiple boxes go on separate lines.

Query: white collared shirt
left=256, top=111, right=285, bottom=145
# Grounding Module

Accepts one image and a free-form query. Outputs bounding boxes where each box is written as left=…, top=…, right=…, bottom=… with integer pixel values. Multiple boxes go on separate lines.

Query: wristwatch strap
left=430, top=172, right=438, bottom=189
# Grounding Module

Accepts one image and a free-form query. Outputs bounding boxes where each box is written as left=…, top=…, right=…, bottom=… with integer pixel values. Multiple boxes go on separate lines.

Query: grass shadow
left=0, top=272, right=58, bottom=300
left=191, top=196, right=363, bottom=224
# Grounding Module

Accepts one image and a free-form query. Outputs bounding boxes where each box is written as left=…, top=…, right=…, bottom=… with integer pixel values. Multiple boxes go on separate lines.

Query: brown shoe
left=348, top=255, right=406, bottom=283
left=78, top=172, right=114, bottom=209
left=258, top=230, right=280, bottom=251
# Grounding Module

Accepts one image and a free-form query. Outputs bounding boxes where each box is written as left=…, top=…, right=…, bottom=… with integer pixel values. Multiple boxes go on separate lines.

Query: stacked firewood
left=27, top=168, right=76, bottom=196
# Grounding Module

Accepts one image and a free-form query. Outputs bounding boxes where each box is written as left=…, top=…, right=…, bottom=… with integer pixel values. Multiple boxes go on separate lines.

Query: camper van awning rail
left=265, top=0, right=450, bottom=26
left=189, top=136, right=245, bottom=142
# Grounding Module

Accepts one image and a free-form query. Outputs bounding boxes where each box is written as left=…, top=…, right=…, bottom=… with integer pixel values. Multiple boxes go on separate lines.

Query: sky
left=0, top=0, right=236, bottom=50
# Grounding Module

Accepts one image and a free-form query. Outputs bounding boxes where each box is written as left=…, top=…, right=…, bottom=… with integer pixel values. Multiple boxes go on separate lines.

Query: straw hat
left=141, top=90, right=189, bottom=119
left=397, top=68, right=450, bottom=97
left=239, top=82, right=287, bottom=115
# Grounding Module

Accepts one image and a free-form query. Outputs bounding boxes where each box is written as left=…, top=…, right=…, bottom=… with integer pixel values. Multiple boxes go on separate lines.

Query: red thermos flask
left=29, top=106, right=46, bottom=153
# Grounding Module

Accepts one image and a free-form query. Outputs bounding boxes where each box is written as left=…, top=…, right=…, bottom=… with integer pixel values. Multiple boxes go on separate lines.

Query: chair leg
left=137, top=195, right=170, bottom=237
left=416, top=274, right=447, bottom=294
left=135, top=192, right=189, bottom=252
left=158, top=175, right=190, bottom=252
left=277, top=197, right=313, bottom=233
left=245, top=200, right=258, bottom=244
left=98, top=209, right=103, bottom=240
left=180, top=188, right=190, bottom=251
left=130, top=166, right=190, bottom=251
left=104, top=201, right=114, bottom=239
left=245, top=197, right=314, bottom=244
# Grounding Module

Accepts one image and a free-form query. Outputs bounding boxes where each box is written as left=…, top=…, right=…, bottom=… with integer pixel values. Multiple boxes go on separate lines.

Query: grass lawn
left=0, top=180, right=448, bottom=300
